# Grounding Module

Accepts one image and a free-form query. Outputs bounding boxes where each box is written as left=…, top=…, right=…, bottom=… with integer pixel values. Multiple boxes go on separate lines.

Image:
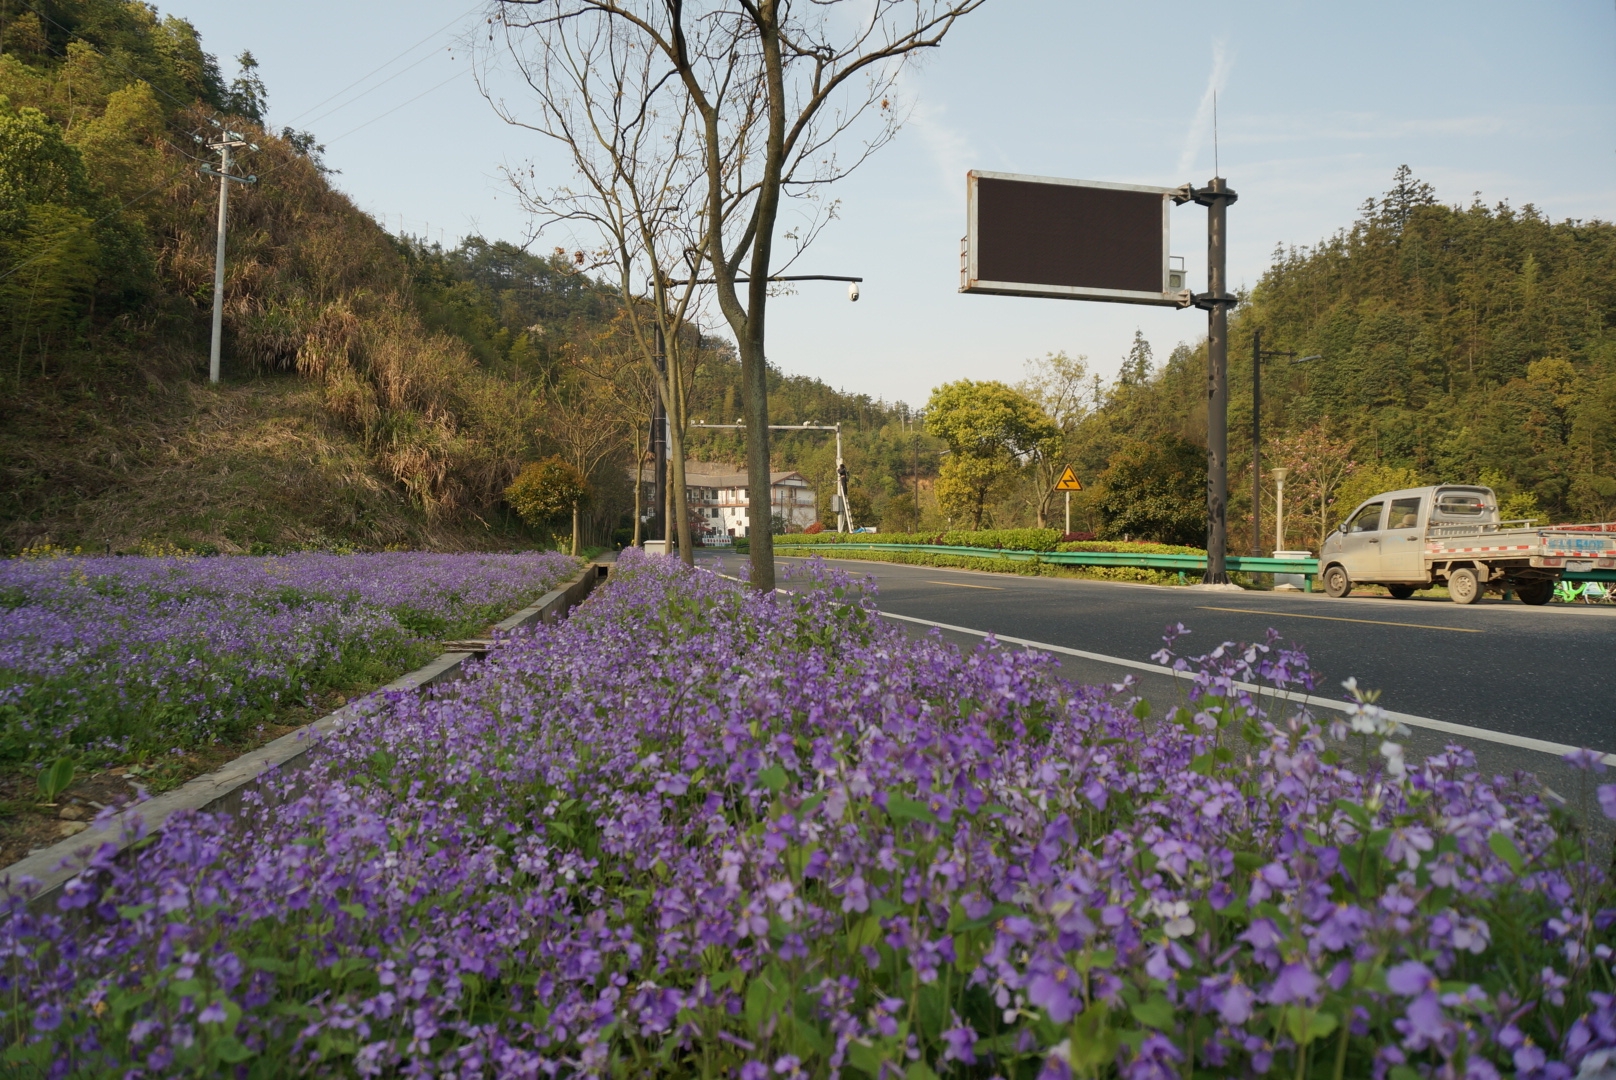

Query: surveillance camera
left=848, top=282, right=860, bottom=302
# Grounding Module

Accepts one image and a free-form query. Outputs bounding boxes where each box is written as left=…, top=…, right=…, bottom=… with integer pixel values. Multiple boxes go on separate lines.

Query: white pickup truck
left=1319, top=485, right=1616, bottom=605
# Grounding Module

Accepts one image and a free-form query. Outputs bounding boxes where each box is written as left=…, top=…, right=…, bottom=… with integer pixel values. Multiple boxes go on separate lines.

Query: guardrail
left=784, top=542, right=1319, bottom=584
left=785, top=542, right=1616, bottom=585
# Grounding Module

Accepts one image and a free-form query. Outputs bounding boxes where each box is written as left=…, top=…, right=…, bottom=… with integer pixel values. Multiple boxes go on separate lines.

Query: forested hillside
left=5, top=2, right=1610, bottom=555
left=1046, top=168, right=1616, bottom=551
left=0, top=0, right=925, bottom=553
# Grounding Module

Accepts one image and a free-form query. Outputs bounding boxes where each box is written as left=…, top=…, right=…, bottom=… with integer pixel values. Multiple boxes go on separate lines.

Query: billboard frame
left=959, top=171, right=1191, bottom=308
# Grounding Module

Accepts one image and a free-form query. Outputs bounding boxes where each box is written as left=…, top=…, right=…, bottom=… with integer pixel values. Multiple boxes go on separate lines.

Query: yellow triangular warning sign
left=1054, top=465, right=1083, bottom=491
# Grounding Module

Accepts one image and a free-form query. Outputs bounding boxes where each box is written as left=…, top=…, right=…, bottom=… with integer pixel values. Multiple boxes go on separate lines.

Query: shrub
left=505, top=456, right=590, bottom=529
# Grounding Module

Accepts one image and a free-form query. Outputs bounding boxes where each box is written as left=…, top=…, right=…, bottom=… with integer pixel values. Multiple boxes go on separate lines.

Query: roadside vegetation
left=0, top=548, right=577, bottom=863
left=8, top=554, right=1616, bottom=1076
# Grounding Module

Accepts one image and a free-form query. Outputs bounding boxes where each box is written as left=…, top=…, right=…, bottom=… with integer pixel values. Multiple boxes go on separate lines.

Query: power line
left=297, top=47, right=449, bottom=130
left=279, top=3, right=482, bottom=126
left=327, top=69, right=470, bottom=143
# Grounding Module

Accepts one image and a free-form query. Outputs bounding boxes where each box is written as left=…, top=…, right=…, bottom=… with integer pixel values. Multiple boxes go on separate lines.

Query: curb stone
left=4, top=561, right=610, bottom=905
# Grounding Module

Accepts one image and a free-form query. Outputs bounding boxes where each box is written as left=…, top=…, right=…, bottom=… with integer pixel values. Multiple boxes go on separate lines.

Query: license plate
left=1567, top=560, right=1594, bottom=572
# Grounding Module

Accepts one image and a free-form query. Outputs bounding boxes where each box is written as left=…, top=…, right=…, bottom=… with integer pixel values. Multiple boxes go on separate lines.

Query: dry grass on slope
left=1, top=375, right=530, bottom=554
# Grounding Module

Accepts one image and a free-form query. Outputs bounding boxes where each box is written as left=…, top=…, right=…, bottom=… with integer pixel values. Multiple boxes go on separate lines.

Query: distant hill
left=1057, top=168, right=1616, bottom=547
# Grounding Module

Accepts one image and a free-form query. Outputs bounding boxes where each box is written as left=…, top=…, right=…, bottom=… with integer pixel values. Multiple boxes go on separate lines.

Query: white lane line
left=878, top=609, right=1616, bottom=766
left=1196, top=606, right=1483, bottom=634
left=925, top=580, right=1003, bottom=590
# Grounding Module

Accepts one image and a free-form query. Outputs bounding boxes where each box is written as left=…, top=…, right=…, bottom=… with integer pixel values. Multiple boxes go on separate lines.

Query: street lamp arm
left=661, top=274, right=863, bottom=286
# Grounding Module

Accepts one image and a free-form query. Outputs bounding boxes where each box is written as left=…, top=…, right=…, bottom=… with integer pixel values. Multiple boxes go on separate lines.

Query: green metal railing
left=779, top=542, right=1616, bottom=585
left=785, top=542, right=1319, bottom=583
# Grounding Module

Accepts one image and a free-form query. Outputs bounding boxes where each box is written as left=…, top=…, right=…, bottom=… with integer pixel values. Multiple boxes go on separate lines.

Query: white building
left=636, top=461, right=817, bottom=537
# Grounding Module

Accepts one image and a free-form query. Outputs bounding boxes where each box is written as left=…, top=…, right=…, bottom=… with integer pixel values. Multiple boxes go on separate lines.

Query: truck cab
left=1320, top=485, right=1497, bottom=600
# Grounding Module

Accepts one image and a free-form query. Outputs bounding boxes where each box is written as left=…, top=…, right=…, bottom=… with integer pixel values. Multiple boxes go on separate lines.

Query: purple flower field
left=0, top=551, right=579, bottom=764
left=4, top=551, right=1615, bottom=1078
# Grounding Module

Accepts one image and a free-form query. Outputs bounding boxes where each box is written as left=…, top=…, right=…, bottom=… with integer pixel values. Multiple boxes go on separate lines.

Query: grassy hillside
left=0, top=2, right=584, bottom=553
left=5, top=374, right=532, bottom=553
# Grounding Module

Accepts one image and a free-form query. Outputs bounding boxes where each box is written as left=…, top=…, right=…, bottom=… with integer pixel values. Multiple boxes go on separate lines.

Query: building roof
left=634, top=460, right=811, bottom=488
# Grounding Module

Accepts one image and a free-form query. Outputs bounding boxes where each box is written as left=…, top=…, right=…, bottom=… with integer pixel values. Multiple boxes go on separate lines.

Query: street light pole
left=1249, top=332, right=1319, bottom=555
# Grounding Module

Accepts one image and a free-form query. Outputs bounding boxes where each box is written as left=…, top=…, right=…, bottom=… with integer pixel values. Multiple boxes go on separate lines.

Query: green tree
left=1095, top=436, right=1206, bottom=545
left=924, top=379, right=1059, bottom=529
left=506, top=457, right=591, bottom=551
left=1118, top=329, right=1153, bottom=385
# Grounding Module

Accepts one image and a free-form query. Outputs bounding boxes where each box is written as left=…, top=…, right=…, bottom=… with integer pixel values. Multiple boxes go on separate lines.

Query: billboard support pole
left=1193, top=178, right=1237, bottom=584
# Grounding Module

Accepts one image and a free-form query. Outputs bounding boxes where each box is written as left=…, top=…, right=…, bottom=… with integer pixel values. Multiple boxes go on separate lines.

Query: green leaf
left=1489, top=831, right=1525, bottom=875
left=1132, top=699, right=1151, bottom=721
left=1285, top=1007, right=1338, bottom=1045
left=757, top=765, right=789, bottom=793
left=884, top=795, right=938, bottom=824
left=905, top=1064, right=940, bottom=1080
left=1129, top=995, right=1175, bottom=1030
left=744, top=964, right=790, bottom=1033
left=847, top=1041, right=887, bottom=1077
left=847, top=914, right=884, bottom=953
left=211, top=1035, right=255, bottom=1063
left=37, top=755, right=74, bottom=801
left=339, top=903, right=368, bottom=919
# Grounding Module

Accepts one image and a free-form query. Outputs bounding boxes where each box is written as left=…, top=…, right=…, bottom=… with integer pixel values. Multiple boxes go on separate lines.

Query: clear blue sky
left=180, top=1, right=1616, bottom=407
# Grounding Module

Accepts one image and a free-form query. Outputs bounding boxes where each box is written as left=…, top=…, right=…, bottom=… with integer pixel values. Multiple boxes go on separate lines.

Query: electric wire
left=277, top=3, right=482, bottom=126
left=2, top=8, right=479, bottom=283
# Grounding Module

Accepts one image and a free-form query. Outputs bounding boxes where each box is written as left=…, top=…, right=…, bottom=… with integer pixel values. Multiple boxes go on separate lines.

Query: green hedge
left=772, top=531, right=1204, bottom=556
left=775, top=528, right=1066, bottom=551
left=1054, top=540, right=1204, bottom=555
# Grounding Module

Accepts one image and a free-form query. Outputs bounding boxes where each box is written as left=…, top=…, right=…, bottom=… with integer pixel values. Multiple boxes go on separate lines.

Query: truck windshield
left=1436, top=492, right=1487, bottom=516
left=1348, top=503, right=1383, bottom=533
left=1388, top=497, right=1421, bottom=530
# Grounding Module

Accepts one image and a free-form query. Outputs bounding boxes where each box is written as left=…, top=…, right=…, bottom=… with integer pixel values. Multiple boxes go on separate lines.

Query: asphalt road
left=696, top=551, right=1616, bottom=781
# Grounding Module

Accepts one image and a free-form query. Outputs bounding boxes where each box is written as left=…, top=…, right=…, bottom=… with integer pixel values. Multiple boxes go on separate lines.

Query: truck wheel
left=1387, top=585, right=1416, bottom=599
left=1516, top=580, right=1553, bottom=606
left=1323, top=565, right=1351, bottom=598
left=1448, top=567, right=1483, bottom=605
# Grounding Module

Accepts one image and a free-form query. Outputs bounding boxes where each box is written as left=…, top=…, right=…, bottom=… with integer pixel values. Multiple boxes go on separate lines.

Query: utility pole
left=834, top=423, right=852, bottom=533
left=1251, top=333, right=1318, bottom=555
left=1193, top=178, right=1237, bottom=584
left=199, top=125, right=257, bottom=384
left=1252, top=327, right=1263, bottom=557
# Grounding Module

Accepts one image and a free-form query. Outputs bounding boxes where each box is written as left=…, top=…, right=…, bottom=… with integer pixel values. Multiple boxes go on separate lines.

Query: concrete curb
left=4, top=561, right=610, bottom=904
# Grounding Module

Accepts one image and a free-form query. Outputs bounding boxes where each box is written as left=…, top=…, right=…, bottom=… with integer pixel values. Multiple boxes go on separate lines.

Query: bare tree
left=481, top=6, right=714, bottom=564
left=488, top=0, right=984, bottom=590
left=546, top=358, right=629, bottom=554
left=1018, top=351, right=1090, bottom=528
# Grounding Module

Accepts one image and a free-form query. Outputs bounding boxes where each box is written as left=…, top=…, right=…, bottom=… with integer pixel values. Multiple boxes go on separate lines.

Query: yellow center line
left=926, top=580, right=1003, bottom=590
left=1196, top=606, right=1483, bottom=633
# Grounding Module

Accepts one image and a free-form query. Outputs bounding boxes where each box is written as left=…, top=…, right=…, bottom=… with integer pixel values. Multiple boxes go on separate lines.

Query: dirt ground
left=0, top=691, right=351, bottom=869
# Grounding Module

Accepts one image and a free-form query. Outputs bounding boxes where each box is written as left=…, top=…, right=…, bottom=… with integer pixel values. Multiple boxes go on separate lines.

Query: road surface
left=696, top=550, right=1616, bottom=783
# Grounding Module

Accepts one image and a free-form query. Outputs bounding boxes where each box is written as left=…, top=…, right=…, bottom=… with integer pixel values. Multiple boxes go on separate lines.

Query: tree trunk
left=632, top=426, right=644, bottom=548
left=571, top=502, right=580, bottom=556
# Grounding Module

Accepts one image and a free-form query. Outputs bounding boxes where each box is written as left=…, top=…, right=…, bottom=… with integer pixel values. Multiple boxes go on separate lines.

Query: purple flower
left=33, top=1003, right=61, bottom=1032
left=940, top=1018, right=977, bottom=1065
left=1599, top=785, right=1616, bottom=820
left=1265, top=963, right=1320, bottom=1006
left=1564, top=748, right=1608, bottom=773
left=1386, top=961, right=1435, bottom=996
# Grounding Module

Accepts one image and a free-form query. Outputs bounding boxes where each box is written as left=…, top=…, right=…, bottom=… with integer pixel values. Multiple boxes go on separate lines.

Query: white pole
left=1064, top=489, right=1070, bottom=535
left=1274, top=474, right=1285, bottom=552
left=835, top=423, right=849, bottom=532
left=208, top=142, right=232, bottom=384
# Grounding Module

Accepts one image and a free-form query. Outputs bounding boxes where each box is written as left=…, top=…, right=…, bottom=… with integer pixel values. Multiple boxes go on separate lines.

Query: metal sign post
left=960, top=169, right=1240, bottom=585
left=1193, top=179, right=1237, bottom=583
left=1053, top=465, right=1083, bottom=536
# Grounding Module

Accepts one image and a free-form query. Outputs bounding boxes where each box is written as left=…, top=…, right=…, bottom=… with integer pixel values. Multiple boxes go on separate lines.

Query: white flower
left=1381, top=741, right=1407, bottom=778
